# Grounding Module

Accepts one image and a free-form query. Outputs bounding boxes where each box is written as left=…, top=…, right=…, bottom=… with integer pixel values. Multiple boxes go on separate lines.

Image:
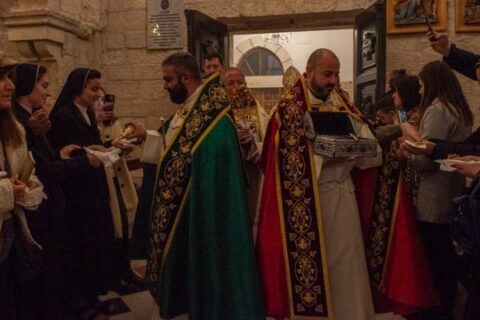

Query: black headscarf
left=50, top=67, right=101, bottom=118
left=14, top=63, right=47, bottom=97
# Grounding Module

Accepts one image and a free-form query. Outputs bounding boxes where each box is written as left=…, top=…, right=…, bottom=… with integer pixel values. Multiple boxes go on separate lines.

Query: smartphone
left=425, top=16, right=434, bottom=31
left=102, top=104, right=114, bottom=112
left=398, top=110, right=408, bottom=123
left=103, top=94, right=115, bottom=125
left=104, top=94, right=115, bottom=103
left=103, top=94, right=115, bottom=111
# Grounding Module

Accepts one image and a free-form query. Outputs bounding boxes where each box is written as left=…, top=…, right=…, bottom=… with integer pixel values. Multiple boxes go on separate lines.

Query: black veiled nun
left=12, top=63, right=96, bottom=319
left=47, top=68, right=115, bottom=317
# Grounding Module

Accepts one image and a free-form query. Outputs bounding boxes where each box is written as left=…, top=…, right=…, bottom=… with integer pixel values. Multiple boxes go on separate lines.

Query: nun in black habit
left=12, top=63, right=104, bottom=319
left=47, top=68, right=115, bottom=316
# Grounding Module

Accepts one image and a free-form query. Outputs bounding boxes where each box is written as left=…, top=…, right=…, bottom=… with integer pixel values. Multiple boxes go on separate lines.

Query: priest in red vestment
left=256, top=49, right=382, bottom=320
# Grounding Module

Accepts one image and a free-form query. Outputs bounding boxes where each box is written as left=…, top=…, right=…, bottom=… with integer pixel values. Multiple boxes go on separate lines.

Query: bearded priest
left=130, top=52, right=264, bottom=320
left=256, top=49, right=382, bottom=320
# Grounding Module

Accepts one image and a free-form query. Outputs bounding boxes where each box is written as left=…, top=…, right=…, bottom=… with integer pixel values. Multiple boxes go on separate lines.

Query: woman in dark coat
left=12, top=63, right=102, bottom=319
left=48, top=68, right=115, bottom=317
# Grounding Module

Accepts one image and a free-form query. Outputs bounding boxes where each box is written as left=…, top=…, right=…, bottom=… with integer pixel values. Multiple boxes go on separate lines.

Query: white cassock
left=311, top=90, right=381, bottom=320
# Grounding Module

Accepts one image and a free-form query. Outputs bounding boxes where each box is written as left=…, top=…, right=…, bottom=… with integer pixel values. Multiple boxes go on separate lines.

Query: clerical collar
left=74, top=102, right=91, bottom=125
left=18, top=102, right=33, bottom=115
left=185, top=84, right=202, bottom=105
left=176, top=85, right=203, bottom=118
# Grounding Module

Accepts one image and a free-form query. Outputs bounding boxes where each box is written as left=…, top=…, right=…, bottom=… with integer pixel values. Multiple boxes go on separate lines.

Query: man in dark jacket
left=427, top=31, right=480, bottom=81
left=403, top=31, right=480, bottom=158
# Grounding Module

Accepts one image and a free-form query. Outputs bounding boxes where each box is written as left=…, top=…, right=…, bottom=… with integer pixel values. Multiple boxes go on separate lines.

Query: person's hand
left=26, top=180, right=39, bottom=190
left=9, top=175, right=26, bottom=202
left=87, top=144, right=107, bottom=152
left=449, top=155, right=480, bottom=177
left=451, top=163, right=480, bottom=178
left=59, top=144, right=82, bottom=160
left=237, top=128, right=254, bottom=146
left=27, top=108, right=51, bottom=136
left=248, top=152, right=261, bottom=164
left=124, top=122, right=146, bottom=142
left=392, top=140, right=406, bottom=159
left=112, top=140, right=135, bottom=155
left=427, top=31, right=451, bottom=57
left=450, top=155, right=480, bottom=162
left=400, top=140, right=435, bottom=155
left=400, top=122, right=421, bottom=142
left=86, top=154, right=102, bottom=168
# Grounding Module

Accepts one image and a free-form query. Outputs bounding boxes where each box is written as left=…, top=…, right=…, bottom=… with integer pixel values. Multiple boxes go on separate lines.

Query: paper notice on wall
left=147, top=0, right=186, bottom=49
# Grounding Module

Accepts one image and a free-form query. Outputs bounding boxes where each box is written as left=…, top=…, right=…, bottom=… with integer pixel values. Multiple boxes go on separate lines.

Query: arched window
left=239, top=47, right=284, bottom=76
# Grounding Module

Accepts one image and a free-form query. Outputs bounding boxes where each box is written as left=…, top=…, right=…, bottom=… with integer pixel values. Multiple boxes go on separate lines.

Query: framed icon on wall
left=456, top=0, right=480, bottom=32
left=386, top=0, right=448, bottom=34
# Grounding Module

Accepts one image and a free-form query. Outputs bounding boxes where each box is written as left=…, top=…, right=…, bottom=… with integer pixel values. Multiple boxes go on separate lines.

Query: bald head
left=306, top=48, right=340, bottom=100
left=306, top=49, right=339, bottom=69
left=222, top=67, right=246, bottom=100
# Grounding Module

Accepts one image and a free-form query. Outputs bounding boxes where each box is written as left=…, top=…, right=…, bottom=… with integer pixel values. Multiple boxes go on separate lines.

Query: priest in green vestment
left=129, top=52, right=264, bottom=320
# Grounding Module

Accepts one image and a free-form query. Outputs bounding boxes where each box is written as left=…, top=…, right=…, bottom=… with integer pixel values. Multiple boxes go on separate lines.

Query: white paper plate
left=405, top=140, right=427, bottom=150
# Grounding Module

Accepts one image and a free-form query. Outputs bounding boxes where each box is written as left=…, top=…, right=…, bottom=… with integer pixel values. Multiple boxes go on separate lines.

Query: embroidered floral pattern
left=366, top=150, right=401, bottom=285
left=276, top=78, right=330, bottom=317
left=146, top=80, right=229, bottom=297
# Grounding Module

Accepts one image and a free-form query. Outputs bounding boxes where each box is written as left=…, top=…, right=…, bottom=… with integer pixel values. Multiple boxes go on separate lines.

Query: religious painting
left=360, top=28, right=377, bottom=71
left=354, top=1, right=386, bottom=108
left=456, top=0, right=480, bottom=32
left=357, top=80, right=377, bottom=119
left=386, top=0, right=448, bottom=34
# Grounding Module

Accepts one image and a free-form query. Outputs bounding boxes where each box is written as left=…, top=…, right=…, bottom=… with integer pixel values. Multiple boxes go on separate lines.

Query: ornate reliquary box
left=305, top=111, right=377, bottom=158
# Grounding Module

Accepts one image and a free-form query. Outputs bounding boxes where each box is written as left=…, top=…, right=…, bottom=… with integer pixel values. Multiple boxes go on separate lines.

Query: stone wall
left=183, top=0, right=375, bottom=17
left=0, top=0, right=22, bottom=60
left=103, top=0, right=177, bottom=130
left=101, top=0, right=378, bottom=129
left=387, top=0, right=480, bottom=123
left=0, top=0, right=106, bottom=100
left=1, top=0, right=479, bottom=127
left=105, top=0, right=480, bottom=127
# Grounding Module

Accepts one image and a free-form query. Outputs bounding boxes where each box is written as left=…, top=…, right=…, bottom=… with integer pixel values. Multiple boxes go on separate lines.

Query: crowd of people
left=0, top=29, right=479, bottom=320
left=0, top=59, right=143, bottom=319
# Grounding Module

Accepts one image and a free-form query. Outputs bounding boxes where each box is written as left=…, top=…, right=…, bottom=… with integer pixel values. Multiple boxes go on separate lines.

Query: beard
left=309, top=79, right=334, bottom=101
left=169, top=82, right=188, bottom=104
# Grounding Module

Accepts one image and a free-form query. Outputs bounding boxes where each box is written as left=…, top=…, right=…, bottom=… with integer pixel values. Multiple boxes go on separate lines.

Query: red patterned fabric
left=377, top=180, right=439, bottom=315
left=352, top=167, right=378, bottom=240
left=256, top=77, right=332, bottom=318
left=355, top=157, right=439, bottom=315
left=256, top=116, right=290, bottom=317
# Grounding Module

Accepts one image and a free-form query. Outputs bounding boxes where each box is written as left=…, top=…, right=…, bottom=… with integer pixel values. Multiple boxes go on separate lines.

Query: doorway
left=185, top=2, right=386, bottom=115
left=231, top=29, right=355, bottom=112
